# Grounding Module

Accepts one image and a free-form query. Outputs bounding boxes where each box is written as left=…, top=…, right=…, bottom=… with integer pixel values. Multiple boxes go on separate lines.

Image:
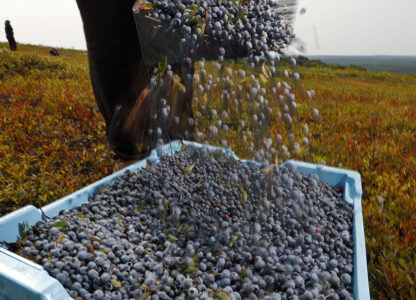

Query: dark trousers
left=7, top=35, right=16, bottom=51
left=76, top=0, right=194, bottom=160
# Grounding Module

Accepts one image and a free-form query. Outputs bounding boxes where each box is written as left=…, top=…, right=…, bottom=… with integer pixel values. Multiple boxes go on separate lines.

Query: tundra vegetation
left=0, top=43, right=415, bottom=299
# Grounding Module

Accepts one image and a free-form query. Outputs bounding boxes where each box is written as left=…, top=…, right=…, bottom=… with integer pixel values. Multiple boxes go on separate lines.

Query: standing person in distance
left=5, top=20, right=17, bottom=51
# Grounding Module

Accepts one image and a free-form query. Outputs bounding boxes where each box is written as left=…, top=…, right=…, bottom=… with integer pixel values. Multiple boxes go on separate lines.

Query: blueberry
left=48, top=227, right=59, bottom=237
left=329, top=272, right=341, bottom=288
left=93, top=289, right=105, bottom=299
left=294, top=275, right=304, bottom=288
left=110, top=291, right=122, bottom=300
left=340, top=273, right=352, bottom=285
left=183, top=278, right=193, bottom=288
left=300, top=291, right=313, bottom=300
left=88, top=269, right=99, bottom=280
left=77, top=251, right=89, bottom=261
left=101, top=272, right=111, bottom=284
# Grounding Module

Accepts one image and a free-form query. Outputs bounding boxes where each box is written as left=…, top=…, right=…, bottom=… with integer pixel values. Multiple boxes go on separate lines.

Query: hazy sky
left=1, top=0, right=415, bottom=55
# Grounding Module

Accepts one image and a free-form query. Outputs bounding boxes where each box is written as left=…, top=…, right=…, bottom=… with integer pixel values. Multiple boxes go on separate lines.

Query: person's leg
left=7, top=36, right=16, bottom=51
left=76, top=0, right=150, bottom=161
left=6, top=38, right=11, bottom=51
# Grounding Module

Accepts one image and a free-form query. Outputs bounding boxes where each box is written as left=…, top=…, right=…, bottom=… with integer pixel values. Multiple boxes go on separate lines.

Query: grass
left=1, top=42, right=415, bottom=299
left=0, top=42, right=112, bottom=213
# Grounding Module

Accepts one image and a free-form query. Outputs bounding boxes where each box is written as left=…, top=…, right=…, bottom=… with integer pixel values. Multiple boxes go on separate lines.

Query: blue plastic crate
left=0, top=141, right=370, bottom=299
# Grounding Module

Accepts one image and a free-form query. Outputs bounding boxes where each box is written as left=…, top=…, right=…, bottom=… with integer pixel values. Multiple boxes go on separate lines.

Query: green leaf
left=258, top=74, right=268, bottom=86
left=18, top=222, right=28, bottom=239
left=179, top=225, right=190, bottom=238
left=31, top=226, right=42, bottom=235
left=179, top=143, right=188, bottom=153
left=261, top=62, right=271, bottom=79
left=172, top=74, right=186, bottom=93
left=52, top=221, right=68, bottom=228
left=241, top=190, right=248, bottom=206
left=141, top=282, right=149, bottom=289
left=157, top=56, right=168, bottom=77
left=200, top=21, right=206, bottom=37
left=234, top=9, right=247, bottom=22
left=56, top=233, right=65, bottom=244
left=168, top=234, right=178, bottom=241
left=184, top=163, right=196, bottom=175
left=75, top=212, right=85, bottom=220
left=135, top=207, right=143, bottom=213
left=95, top=249, right=109, bottom=254
left=185, top=4, right=198, bottom=20
left=193, top=253, right=200, bottom=265
left=183, top=266, right=198, bottom=274
left=239, top=76, right=252, bottom=84
left=111, top=279, right=122, bottom=288
left=230, top=235, right=239, bottom=247
left=193, top=15, right=207, bottom=37
left=213, top=289, right=230, bottom=300
left=201, top=10, right=209, bottom=36
left=140, top=291, right=152, bottom=300
left=261, top=165, right=274, bottom=175
left=18, top=222, right=25, bottom=235
left=185, top=4, right=198, bottom=11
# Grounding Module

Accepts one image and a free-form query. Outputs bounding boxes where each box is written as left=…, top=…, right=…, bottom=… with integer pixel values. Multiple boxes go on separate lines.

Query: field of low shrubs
left=0, top=42, right=415, bottom=299
left=0, top=43, right=112, bottom=214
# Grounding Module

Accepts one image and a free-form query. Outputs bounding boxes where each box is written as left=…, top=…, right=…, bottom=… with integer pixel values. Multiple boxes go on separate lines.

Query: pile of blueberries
left=144, top=0, right=295, bottom=56
left=22, top=148, right=354, bottom=299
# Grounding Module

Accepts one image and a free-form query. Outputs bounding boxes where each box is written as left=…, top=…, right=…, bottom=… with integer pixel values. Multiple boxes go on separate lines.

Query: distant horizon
left=2, top=40, right=416, bottom=58
left=302, top=54, right=416, bottom=75
left=306, top=54, right=416, bottom=57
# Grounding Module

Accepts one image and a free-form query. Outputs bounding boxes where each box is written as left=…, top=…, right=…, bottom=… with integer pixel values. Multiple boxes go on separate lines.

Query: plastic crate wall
left=0, top=141, right=370, bottom=300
